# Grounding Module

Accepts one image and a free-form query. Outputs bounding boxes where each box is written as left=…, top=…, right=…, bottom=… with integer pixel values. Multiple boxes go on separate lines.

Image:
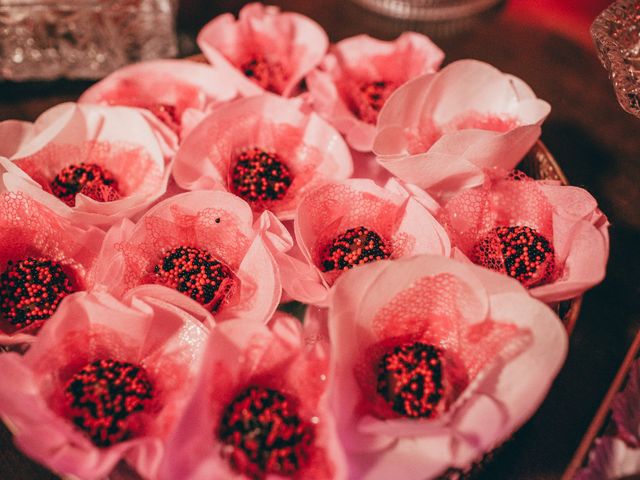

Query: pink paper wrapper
left=282, top=177, right=451, bottom=305
left=79, top=59, right=239, bottom=143
left=198, top=2, right=328, bottom=97
left=441, top=172, right=609, bottom=303
left=159, top=312, right=347, bottom=479
left=0, top=191, right=105, bottom=345
left=0, top=288, right=209, bottom=480
left=307, top=32, right=444, bottom=152
left=95, top=190, right=289, bottom=324
left=0, top=103, right=173, bottom=227
left=172, top=94, right=353, bottom=220
left=328, top=255, right=567, bottom=479
left=373, top=59, right=551, bottom=200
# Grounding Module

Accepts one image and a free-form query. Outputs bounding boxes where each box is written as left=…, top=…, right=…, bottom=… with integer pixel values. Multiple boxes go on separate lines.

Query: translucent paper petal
left=173, top=94, right=352, bottom=220
left=287, top=179, right=451, bottom=304
left=307, top=32, right=444, bottom=152
left=374, top=60, right=550, bottom=200
left=197, top=3, right=328, bottom=97
left=159, top=313, right=347, bottom=480
left=0, top=103, right=172, bottom=227
left=97, top=190, right=286, bottom=323
left=0, top=290, right=208, bottom=480
left=328, top=255, right=567, bottom=479
left=80, top=59, right=238, bottom=141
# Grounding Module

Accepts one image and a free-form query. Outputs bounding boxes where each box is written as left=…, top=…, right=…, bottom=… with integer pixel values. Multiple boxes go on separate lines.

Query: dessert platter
left=0, top=3, right=610, bottom=479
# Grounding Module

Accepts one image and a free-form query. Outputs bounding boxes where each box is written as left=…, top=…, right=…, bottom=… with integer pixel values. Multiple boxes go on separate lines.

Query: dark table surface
left=1, top=1, right=639, bottom=479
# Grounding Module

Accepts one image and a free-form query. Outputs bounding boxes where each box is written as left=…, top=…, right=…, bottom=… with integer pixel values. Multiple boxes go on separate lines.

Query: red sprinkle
left=240, top=55, right=287, bottom=94
left=0, top=257, right=75, bottom=329
left=473, top=225, right=556, bottom=288
left=50, top=163, right=120, bottom=207
left=218, top=386, right=315, bottom=479
left=376, top=342, right=445, bottom=418
left=153, top=246, right=236, bottom=313
left=320, top=226, right=392, bottom=272
left=63, top=359, right=153, bottom=447
left=230, top=147, right=293, bottom=206
left=146, top=103, right=181, bottom=134
left=348, top=80, right=397, bottom=125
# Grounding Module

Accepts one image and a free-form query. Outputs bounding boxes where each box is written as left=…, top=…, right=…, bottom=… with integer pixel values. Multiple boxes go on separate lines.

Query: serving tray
left=1, top=57, right=583, bottom=480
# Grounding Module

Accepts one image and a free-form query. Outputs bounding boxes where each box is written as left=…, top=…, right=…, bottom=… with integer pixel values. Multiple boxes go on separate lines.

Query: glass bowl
left=0, top=0, right=178, bottom=81
left=349, top=0, right=503, bottom=21
left=591, top=0, right=640, bottom=119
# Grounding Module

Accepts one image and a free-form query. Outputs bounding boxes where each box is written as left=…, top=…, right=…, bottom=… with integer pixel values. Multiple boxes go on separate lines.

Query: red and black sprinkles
left=0, top=257, right=75, bottom=329
left=349, top=80, right=396, bottom=125
left=376, top=342, right=445, bottom=418
left=473, top=225, right=557, bottom=288
left=218, top=385, right=315, bottom=479
left=63, top=359, right=154, bottom=447
left=230, top=147, right=293, bottom=206
left=50, top=163, right=120, bottom=207
left=153, top=246, right=236, bottom=313
left=319, top=226, right=392, bottom=272
left=240, top=55, right=286, bottom=93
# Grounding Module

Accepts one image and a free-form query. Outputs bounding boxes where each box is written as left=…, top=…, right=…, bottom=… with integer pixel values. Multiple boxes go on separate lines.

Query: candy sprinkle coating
left=349, top=80, right=396, bottom=125
left=240, top=55, right=287, bottom=94
left=320, top=226, right=392, bottom=272
left=376, top=342, right=445, bottom=418
left=63, top=359, right=154, bottom=447
left=0, top=257, right=75, bottom=329
left=50, top=163, right=120, bottom=207
left=153, top=246, right=236, bottom=313
left=473, top=225, right=556, bottom=288
left=230, top=147, right=293, bottom=206
left=218, top=385, right=315, bottom=479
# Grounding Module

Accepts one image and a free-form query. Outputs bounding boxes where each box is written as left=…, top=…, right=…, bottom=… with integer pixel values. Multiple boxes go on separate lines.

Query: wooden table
left=1, top=1, right=639, bottom=478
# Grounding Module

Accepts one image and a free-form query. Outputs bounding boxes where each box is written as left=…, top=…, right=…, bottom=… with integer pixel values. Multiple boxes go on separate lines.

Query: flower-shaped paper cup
left=307, top=32, right=444, bottom=152
left=198, top=2, right=328, bottom=97
left=0, top=103, right=172, bottom=227
left=283, top=177, right=451, bottom=305
left=441, top=172, right=610, bottom=303
left=79, top=59, right=239, bottom=141
left=172, top=94, right=353, bottom=220
left=0, top=288, right=209, bottom=480
left=373, top=59, right=551, bottom=199
left=95, top=190, right=290, bottom=324
left=0, top=191, right=104, bottom=345
left=159, top=311, right=346, bottom=480
left=328, top=255, right=567, bottom=479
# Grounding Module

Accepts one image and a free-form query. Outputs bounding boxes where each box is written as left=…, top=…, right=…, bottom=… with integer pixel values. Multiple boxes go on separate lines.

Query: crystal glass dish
left=591, top=0, right=640, bottom=119
left=0, top=0, right=178, bottom=81
left=349, top=0, right=502, bottom=21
